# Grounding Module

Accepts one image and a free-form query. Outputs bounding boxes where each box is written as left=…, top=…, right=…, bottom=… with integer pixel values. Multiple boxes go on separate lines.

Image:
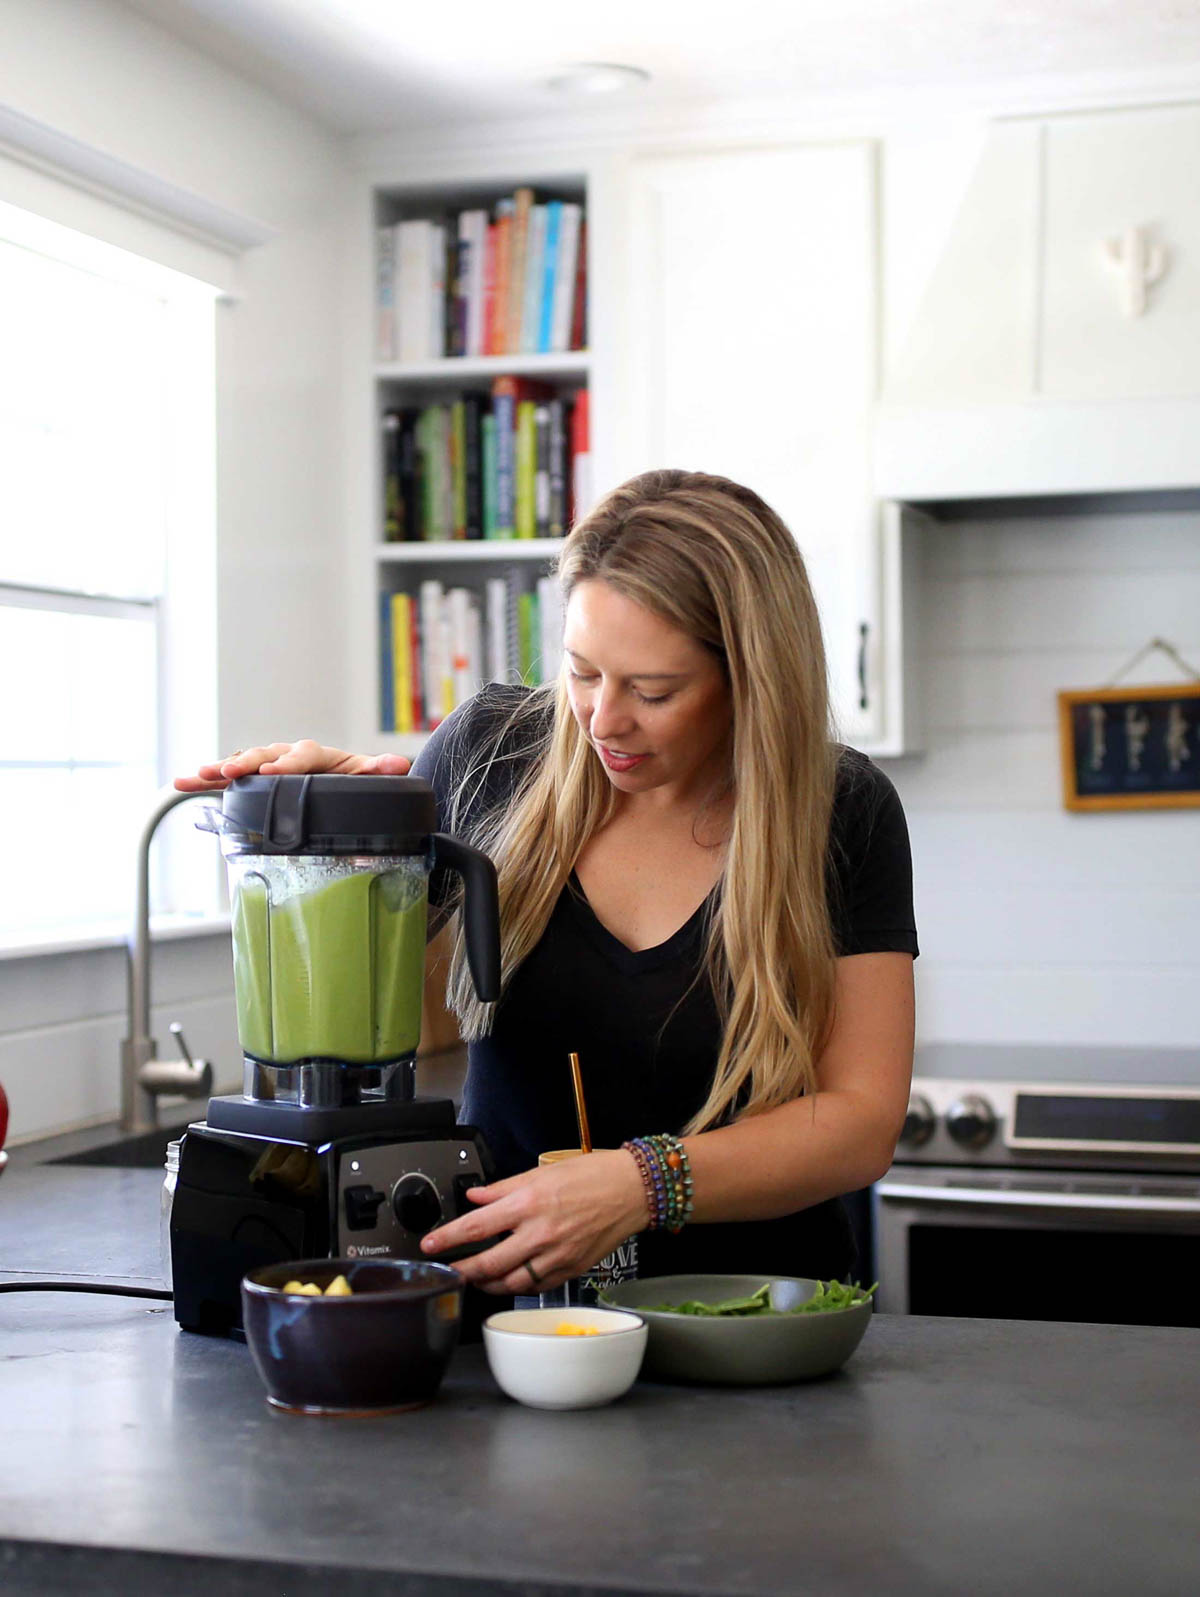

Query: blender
left=169, top=773, right=500, bottom=1336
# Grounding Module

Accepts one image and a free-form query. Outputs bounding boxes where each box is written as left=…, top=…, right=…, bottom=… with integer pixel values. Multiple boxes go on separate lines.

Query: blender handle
left=432, top=834, right=501, bottom=1002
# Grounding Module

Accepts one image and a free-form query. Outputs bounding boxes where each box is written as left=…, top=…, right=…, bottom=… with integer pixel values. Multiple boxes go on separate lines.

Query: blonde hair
left=443, top=468, right=838, bottom=1133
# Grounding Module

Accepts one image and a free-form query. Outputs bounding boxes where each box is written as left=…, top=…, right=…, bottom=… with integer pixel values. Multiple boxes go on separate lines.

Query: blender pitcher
left=202, top=774, right=499, bottom=1108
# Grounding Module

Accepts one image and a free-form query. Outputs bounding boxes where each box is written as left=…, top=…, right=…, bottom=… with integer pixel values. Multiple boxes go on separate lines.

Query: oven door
left=874, top=1165, right=1200, bottom=1327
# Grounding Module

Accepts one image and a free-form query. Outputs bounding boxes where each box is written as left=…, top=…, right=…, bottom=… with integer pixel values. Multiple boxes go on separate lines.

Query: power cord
left=0, top=1280, right=172, bottom=1300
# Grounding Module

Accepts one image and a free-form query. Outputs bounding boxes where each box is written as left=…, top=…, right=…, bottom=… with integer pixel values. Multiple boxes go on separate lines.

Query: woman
left=180, top=469, right=917, bottom=1300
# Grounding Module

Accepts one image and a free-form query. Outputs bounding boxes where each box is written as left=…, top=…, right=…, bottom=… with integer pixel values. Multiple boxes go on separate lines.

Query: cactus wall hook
left=1102, top=225, right=1168, bottom=317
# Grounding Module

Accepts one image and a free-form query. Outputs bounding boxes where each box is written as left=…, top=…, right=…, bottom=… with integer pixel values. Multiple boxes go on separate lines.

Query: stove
left=874, top=1044, right=1200, bottom=1326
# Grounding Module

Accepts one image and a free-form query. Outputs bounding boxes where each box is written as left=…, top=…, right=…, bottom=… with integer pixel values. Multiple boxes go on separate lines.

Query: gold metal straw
left=568, top=1052, right=592, bottom=1153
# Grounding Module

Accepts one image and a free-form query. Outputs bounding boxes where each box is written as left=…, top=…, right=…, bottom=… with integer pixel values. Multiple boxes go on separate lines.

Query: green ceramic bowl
left=598, top=1274, right=873, bottom=1386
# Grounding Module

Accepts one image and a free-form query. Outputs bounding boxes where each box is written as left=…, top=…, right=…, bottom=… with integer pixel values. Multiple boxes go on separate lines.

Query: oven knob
left=392, top=1173, right=444, bottom=1237
left=945, top=1094, right=996, bottom=1150
left=900, top=1093, right=935, bottom=1147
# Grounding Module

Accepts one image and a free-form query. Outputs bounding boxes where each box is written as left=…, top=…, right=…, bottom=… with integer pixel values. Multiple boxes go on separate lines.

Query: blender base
left=205, top=1092, right=456, bottom=1144
left=169, top=1097, right=493, bottom=1337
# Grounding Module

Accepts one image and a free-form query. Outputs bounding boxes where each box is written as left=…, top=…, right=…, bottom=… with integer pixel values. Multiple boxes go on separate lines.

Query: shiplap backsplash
left=883, top=504, right=1200, bottom=1056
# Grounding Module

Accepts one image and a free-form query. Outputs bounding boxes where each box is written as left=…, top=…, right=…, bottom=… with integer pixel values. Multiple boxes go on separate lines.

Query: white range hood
left=875, top=106, right=1200, bottom=502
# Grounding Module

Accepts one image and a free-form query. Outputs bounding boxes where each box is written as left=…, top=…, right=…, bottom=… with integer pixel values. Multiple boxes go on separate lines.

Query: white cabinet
left=618, top=141, right=912, bottom=750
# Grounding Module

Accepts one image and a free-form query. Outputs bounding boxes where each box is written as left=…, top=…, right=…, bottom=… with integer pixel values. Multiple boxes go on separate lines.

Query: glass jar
left=160, top=1139, right=181, bottom=1290
left=517, top=1148, right=639, bottom=1310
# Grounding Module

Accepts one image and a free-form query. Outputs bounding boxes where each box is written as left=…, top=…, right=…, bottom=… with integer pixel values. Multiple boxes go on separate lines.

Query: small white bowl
left=483, top=1305, right=647, bottom=1410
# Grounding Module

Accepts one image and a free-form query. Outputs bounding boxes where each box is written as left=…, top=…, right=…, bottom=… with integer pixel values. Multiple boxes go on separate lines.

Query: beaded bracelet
left=622, top=1133, right=695, bottom=1234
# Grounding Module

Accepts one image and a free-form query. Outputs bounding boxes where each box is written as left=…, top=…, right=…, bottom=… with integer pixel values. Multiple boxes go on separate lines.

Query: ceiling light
left=545, top=63, right=651, bottom=96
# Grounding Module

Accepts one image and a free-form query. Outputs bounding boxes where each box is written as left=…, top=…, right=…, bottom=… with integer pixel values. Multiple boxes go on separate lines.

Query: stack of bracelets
left=622, top=1133, right=695, bottom=1234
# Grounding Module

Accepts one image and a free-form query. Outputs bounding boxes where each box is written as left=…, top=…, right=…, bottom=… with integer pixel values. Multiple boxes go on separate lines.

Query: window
left=0, top=202, right=219, bottom=945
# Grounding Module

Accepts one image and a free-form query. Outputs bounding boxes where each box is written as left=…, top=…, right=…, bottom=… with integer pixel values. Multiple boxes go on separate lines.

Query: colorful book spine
left=570, top=388, right=591, bottom=525
left=490, top=200, right=514, bottom=355
left=419, top=579, right=447, bottom=728
left=466, top=209, right=488, bottom=357
left=518, top=589, right=540, bottom=683
left=378, top=590, right=395, bottom=732
left=534, top=404, right=551, bottom=536
left=447, top=586, right=473, bottom=708
left=505, top=568, right=522, bottom=683
left=491, top=379, right=517, bottom=538
left=429, top=405, right=451, bottom=539
left=481, top=412, right=498, bottom=538
left=428, top=220, right=446, bottom=359
left=481, top=221, right=498, bottom=358
left=547, top=399, right=567, bottom=537
left=507, top=188, right=533, bottom=355
left=550, top=204, right=581, bottom=353
left=450, top=399, right=467, bottom=538
left=376, top=226, right=396, bottom=361
left=408, top=597, right=423, bottom=730
left=464, top=394, right=484, bottom=539
left=391, top=592, right=413, bottom=733
left=486, top=576, right=508, bottom=682
left=515, top=400, right=537, bottom=538
left=520, top=205, right=547, bottom=354
left=382, top=410, right=402, bottom=541
left=396, top=220, right=426, bottom=362
left=418, top=407, right=435, bottom=538
left=451, top=218, right=470, bottom=357
left=570, top=217, right=588, bottom=350
left=537, top=200, right=562, bottom=354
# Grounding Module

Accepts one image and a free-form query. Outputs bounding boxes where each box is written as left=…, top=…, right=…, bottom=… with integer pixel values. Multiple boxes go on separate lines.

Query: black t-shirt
left=413, top=684, right=918, bottom=1283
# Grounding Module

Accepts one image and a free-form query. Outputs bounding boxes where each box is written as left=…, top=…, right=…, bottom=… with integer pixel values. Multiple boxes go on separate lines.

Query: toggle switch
left=344, top=1184, right=387, bottom=1231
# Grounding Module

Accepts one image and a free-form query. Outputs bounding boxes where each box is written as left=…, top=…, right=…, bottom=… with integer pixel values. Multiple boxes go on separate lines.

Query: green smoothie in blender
left=230, top=862, right=427, bottom=1064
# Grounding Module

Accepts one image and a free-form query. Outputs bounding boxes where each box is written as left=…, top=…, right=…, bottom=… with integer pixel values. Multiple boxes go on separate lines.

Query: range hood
left=874, top=109, right=1200, bottom=503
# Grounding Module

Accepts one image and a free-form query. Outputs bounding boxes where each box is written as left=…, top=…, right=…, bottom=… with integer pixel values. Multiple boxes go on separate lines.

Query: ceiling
left=123, top=0, right=1200, bottom=137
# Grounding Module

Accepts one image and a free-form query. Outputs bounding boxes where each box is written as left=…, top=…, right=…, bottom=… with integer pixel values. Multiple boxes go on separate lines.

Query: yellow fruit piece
left=554, top=1322, right=601, bottom=1336
left=324, top=1275, right=353, bottom=1297
left=297, top=1283, right=322, bottom=1296
left=281, top=1280, right=304, bottom=1294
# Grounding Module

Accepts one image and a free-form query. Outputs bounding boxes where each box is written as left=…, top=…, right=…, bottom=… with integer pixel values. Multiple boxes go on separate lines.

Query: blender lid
left=219, top=774, right=438, bottom=854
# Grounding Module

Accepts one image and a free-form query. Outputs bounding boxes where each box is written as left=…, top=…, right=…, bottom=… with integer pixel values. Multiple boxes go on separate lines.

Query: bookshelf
left=369, top=174, right=590, bottom=752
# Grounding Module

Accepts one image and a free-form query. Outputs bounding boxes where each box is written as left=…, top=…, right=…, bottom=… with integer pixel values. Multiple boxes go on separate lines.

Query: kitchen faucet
left=120, top=787, right=215, bottom=1134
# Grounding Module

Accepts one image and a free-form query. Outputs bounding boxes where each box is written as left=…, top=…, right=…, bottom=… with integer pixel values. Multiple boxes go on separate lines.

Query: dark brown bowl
left=241, top=1257, right=463, bottom=1415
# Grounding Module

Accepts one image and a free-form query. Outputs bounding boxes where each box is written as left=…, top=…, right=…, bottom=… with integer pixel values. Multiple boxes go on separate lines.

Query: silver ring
left=525, top=1260, right=543, bottom=1287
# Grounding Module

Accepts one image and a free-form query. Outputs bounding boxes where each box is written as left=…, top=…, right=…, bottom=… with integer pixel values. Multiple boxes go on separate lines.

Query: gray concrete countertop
left=1, top=1161, right=1198, bottom=1597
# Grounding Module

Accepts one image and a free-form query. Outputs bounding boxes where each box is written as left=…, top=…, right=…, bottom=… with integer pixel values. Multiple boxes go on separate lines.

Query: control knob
left=899, top=1093, right=935, bottom=1147
left=392, top=1173, right=443, bottom=1237
left=945, top=1093, right=996, bottom=1150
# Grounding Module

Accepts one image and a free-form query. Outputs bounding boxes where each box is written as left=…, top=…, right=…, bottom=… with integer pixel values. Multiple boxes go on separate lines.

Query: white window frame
left=0, top=196, right=223, bottom=958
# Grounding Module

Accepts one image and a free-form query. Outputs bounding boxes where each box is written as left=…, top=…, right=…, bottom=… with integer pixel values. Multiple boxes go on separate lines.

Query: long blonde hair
left=443, top=468, right=838, bottom=1133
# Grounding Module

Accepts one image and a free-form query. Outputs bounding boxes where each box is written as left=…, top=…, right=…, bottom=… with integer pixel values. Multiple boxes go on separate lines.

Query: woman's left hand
left=420, top=1149, right=649, bottom=1295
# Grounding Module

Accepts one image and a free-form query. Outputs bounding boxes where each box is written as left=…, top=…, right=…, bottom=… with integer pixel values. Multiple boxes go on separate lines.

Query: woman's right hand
left=174, top=740, right=413, bottom=793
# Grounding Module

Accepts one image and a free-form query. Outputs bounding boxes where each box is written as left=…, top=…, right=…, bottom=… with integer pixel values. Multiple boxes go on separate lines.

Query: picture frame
left=1057, top=683, right=1200, bottom=812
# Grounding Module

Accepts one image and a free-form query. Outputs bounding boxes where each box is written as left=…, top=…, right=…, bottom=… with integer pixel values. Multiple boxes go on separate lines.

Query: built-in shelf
left=375, top=539, right=563, bottom=564
left=375, top=352, right=590, bottom=384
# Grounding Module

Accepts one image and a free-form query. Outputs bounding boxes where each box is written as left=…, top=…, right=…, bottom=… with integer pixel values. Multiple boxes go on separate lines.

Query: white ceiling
left=123, top=0, right=1200, bottom=136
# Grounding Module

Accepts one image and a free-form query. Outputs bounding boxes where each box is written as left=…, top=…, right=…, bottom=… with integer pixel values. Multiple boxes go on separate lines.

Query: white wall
left=887, top=505, right=1200, bottom=1050
left=0, top=0, right=349, bottom=1141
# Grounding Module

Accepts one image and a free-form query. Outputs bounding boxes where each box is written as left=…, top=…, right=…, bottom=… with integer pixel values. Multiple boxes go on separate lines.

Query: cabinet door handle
left=857, top=621, right=869, bottom=711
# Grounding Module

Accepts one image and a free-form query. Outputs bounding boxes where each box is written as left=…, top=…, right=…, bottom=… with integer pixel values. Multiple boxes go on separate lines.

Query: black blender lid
left=219, top=774, right=437, bottom=854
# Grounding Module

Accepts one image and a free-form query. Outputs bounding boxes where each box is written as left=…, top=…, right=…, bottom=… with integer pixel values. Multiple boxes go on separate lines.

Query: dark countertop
left=1, top=1161, right=1198, bottom=1597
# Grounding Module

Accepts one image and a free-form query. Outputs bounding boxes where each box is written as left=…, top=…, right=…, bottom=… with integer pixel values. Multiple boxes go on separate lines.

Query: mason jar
left=160, top=1139, right=181, bottom=1290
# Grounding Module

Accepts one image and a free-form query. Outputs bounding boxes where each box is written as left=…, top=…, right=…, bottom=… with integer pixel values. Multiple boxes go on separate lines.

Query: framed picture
left=1058, top=683, right=1200, bottom=811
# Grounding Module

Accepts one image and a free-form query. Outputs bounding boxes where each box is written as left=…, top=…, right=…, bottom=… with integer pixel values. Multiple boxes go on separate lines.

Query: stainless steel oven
left=875, top=1053, right=1200, bottom=1328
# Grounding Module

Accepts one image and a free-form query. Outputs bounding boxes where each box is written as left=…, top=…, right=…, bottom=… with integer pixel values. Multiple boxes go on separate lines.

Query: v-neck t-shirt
left=413, top=684, right=918, bottom=1283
